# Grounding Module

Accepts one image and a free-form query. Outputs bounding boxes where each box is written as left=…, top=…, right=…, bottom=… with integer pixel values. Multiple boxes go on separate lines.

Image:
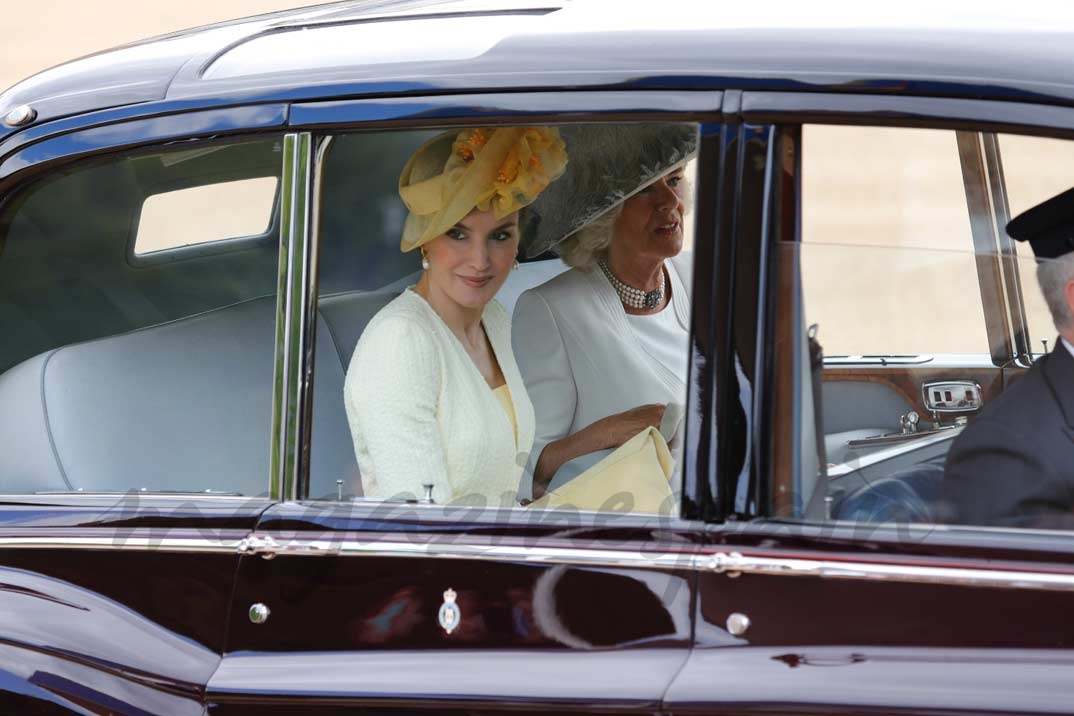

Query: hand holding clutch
left=529, top=427, right=676, bottom=514
left=595, top=403, right=667, bottom=450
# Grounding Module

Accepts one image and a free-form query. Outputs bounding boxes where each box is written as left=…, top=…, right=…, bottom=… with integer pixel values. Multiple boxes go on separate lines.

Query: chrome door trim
left=232, top=532, right=1074, bottom=593
left=270, top=132, right=315, bottom=501
left=1, top=529, right=1073, bottom=593
left=234, top=533, right=701, bottom=571
left=705, top=551, right=1074, bottom=592
left=0, top=530, right=246, bottom=554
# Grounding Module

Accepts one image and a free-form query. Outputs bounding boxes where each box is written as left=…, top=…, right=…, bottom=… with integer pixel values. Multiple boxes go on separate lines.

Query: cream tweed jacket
left=344, top=289, right=535, bottom=504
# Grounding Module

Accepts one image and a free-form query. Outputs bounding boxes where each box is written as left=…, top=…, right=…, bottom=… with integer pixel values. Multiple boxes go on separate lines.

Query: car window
left=0, top=136, right=283, bottom=497
left=308, top=122, right=701, bottom=518
left=801, top=125, right=987, bottom=355
left=135, top=176, right=278, bottom=256
left=772, top=124, right=1074, bottom=532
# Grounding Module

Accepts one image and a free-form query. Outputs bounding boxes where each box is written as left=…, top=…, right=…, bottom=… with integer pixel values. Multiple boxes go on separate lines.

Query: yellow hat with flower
left=398, top=126, right=568, bottom=252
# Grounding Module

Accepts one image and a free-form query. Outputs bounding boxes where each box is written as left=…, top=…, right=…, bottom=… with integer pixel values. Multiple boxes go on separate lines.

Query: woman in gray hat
left=512, top=124, right=697, bottom=500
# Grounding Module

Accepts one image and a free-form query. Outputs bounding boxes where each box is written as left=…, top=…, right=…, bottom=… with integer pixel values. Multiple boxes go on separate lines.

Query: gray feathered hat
left=522, top=123, right=698, bottom=258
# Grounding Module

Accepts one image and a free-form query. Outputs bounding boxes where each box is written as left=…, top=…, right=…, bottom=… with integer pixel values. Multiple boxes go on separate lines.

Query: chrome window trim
left=287, top=90, right=723, bottom=128
left=955, top=130, right=1035, bottom=366
left=980, top=131, right=1033, bottom=365
left=270, top=132, right=315, bottom=501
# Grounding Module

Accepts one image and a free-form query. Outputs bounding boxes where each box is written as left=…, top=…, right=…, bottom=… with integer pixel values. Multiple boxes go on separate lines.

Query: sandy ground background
left=3, top=3, right=1065, bottom=356
left=1, top=1, right=308, bottom=93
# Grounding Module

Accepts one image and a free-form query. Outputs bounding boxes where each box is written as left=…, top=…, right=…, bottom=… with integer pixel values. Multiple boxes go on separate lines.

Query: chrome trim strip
left=0, top=534, right=244, bottom=554
left=237, top=534, right=701, bottom=571
left=237, top=534, right=1074, bottom=593
left=2, top=529, right=1073, bottom=593
left=270, top=132, right=314, bottom=501
left=293, top=135, right=333, bottom=501
left=956, top=130, right=1014, bottom=365
left=707, top=551, right=1074, bottom=592
left=981, top=131, right=1033, bottom=365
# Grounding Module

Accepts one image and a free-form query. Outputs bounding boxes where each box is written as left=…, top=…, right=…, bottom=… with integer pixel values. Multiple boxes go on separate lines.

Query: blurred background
left=1, top=1, right=309, bottom=92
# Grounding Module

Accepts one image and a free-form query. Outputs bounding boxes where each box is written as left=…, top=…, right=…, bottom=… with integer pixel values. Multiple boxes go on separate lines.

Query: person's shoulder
left=975, top=360, right=1053, bottom=424
left=520, top=266, right=595, bottom=307
left=353, top=292, right=439, bottom=357
left=364, top=290, right=432, bottom=328
left=951, top=360, right=1060, bottom=455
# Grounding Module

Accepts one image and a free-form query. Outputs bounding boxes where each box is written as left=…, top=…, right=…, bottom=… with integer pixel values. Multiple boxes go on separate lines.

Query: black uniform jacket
left=943, top=341, right=1074, bottom=529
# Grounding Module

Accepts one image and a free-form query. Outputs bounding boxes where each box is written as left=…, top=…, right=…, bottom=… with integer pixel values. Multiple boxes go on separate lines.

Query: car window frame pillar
left=955, top=130, right=1031, bottom=366
left=270, top=131, right=317, bottom=501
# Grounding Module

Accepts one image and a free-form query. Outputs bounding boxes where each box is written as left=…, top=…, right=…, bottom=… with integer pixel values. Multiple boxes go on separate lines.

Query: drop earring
left=513, top=258, right=520, bottom=270
left=421, top=252, right=430, bottom=270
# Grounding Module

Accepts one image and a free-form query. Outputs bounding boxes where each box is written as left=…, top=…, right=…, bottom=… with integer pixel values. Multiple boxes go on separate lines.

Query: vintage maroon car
left=1, top=1, right=1074, bottom=714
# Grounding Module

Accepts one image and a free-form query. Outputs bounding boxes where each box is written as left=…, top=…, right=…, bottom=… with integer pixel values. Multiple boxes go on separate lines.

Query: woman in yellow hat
left=343, top=126, right=567, bottom=505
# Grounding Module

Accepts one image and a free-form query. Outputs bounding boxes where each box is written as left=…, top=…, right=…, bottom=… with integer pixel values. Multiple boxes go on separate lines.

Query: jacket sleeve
left=343, top=316, right=449, bottom=502
left=942, top=417, right=1074, bottom=529
left=512, top=288, right=577, bottom=481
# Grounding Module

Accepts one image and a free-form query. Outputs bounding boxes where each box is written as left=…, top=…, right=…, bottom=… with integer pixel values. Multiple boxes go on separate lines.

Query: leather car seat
left=0, top=258, right=570, bottom=500
left=0, top=292, right=394, bottom=498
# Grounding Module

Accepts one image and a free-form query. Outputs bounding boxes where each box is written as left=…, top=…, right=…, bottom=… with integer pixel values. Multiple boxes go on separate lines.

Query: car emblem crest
left=438, top=588, right=460, bottom=635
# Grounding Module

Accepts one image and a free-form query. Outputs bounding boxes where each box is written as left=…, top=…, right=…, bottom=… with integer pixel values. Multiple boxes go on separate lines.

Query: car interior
left=778, top=126, right=1064, bottom=528
left=0, top=130, right=571, bottom=500
left=0, top=123, right=1043, bottom=528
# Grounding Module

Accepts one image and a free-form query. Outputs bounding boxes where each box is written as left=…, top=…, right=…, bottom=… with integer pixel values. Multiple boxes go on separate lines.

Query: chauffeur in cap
left=943, top=187, right=1074, bottom=529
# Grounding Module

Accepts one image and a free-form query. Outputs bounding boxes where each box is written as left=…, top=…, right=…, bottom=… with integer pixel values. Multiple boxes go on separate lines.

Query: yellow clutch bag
left=530, top=427, right=675, bottom=514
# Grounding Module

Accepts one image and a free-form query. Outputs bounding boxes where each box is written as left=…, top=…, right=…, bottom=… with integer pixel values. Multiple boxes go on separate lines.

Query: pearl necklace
left=598, top=260, right=665, bottom=310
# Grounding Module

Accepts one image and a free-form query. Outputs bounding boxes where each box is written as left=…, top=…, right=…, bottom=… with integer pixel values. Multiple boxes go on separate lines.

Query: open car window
left=308, top=122, right=702, bottom=518
left=771, top=124, right=1074, bottom=533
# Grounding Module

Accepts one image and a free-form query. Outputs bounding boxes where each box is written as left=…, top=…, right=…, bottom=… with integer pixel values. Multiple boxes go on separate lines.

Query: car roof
left=3, top=0, right=1074, bottom=137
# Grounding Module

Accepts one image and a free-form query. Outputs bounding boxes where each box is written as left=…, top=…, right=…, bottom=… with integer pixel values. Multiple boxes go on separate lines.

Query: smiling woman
left=316, top=122, right=700, bottom=514
left=343, top=126, right=568, bottom=506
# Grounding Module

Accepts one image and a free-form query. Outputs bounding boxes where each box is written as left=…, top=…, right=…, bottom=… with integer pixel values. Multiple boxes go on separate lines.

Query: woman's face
left=422, top=208, right=520, bottom=310
left=612, top=168, right=687, bottom=261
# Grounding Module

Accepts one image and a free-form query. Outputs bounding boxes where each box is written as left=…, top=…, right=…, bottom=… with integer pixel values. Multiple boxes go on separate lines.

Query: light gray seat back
left=0, top=297, right=279, bottom=495
left=0, top=295, right=366, bottom=497
left=317, top=289, right=400, bottom=369
left=495, top=258, right=569, bottom=316
left=0, top=274, right=554, bottom=498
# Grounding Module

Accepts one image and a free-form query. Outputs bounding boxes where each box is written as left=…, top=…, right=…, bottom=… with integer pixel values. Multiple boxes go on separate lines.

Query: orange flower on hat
left=398, top=126, right=568, bottom=252
left=476, top=127, right=567, bottom=217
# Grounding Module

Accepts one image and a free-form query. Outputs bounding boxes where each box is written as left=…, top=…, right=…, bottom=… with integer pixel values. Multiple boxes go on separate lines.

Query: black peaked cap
left=1006, top=185, right=1074, bottom=259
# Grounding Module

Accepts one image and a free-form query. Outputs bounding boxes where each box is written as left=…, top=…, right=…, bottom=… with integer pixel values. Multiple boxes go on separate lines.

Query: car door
left=666, top=95, right=1074, bottom=714
left=205, top=92, right=729, bottom=714
left=0, top=121, right=291, bottom=713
